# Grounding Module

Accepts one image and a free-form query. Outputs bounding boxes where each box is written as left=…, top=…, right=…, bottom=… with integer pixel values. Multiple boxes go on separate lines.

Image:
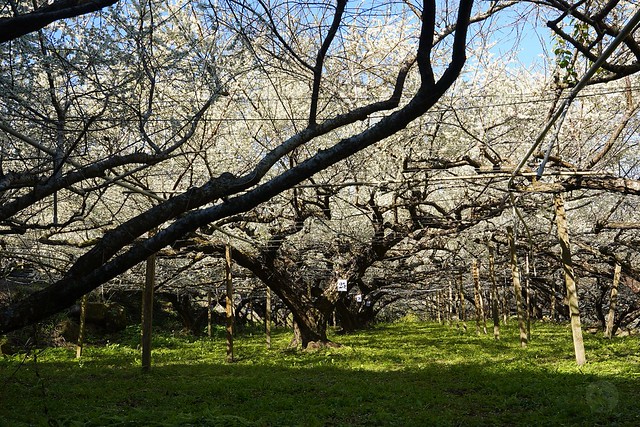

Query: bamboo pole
left=605, top=263, right=621, bottom=339
left=458, top=276, right=467, bottom=333
left=524, top=253, right=532, bottom=341
left=550, top=280, right=557, bottom=321
left=225, top=243, right=234, bottom=362
left=502, top=270, right=509, bottom=326
left=207, top=290, right=212, bottom=338
left=75, top=294, right=88, bottom=358
left=472, top=260, right=487, bottom=334
left=488, top=246, right=500, bottom=340
left=141, top=236, right=156, bottom=372
left=507, top=226, right=528, bottom=348
left=554, top=193, right=586, bottom=366
left=447, top=282, right=453, bottom=327
left=266, top=286, right=272, bottom=349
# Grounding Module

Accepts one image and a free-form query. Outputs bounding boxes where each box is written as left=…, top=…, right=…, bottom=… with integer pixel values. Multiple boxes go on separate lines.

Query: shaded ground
left=1, top=322, right=639, bottom=426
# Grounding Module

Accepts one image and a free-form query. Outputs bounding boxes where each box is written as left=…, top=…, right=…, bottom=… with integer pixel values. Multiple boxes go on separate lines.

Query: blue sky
left=486, top=4, right=555, bottom=70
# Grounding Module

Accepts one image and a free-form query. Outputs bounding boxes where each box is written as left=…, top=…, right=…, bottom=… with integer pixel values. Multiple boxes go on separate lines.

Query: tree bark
left=507, top=226, right=527, bottom=348
left=472, top=260, right=487, bottom=334
left=0, top=0, right=120, bottom=43
left=207, top=291, right=212, bottom=338
left=605, top=263, right=621, bottom=339
left=141, top=241, right=156, bottom=372
left=225, top=244, right=234, bottom=362
left=488, top=246, right=500, bottom=339
left=265, top=287, right=272, bottom=349
left=553, top=193, right=586, bottom=366
left=458, top=276, right=467, bottom=333
left=75, top=294, right=88, bottom=359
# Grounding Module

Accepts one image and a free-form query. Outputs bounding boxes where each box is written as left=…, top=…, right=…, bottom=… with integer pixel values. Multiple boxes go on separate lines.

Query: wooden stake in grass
left=524, top=253, right=532, bottom=341
left=550, top=281, right=557, bottom=322
left=507, top=226, right=527, bottom=348
left=141, top=234, right=156, bottom=372
left=553, top=193, right=586, bottom=366
left=75, top=294, right=88, bottom=358
left=605, top=263, right=621, bottom=339
left=447, top=282, right=453, bottom=327
left=266, top=286, right=272, bottom=349
left=225, top=243, right=234, bottom=362
left=488, top=245, right=500, bottom=340
left=458, top=276, right=467, bottom=333
left=502, top=271, right=509, bottom=326
left=472, top=260, right=487, bottom=335
left=207, top=290, right=213, bottom=338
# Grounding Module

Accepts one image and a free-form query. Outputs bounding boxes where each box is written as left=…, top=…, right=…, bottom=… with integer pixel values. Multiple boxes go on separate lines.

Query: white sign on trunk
left=337, top=279, right=348, bottom=292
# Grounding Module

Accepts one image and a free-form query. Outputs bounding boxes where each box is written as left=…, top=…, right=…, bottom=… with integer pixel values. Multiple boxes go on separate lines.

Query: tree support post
left=488, top=245, right=500, bottom=340
left=225, top=243, right=234, bottom=362
left=141, top=232, right=156, bottom=372
left=75, top=294, right=88, bottom=358
left=605, top=263, right=621, bottom=339
left=458, top=276, right=467, bottom=333
left=266, top=286, right=272, bottom=349
left=472, top=259, right=487, bottom=334
left=553, top=193, right=586, bottom=366
left=502, top=271, right=509, bottom=326
left=207, top=290, right=213, bottom=338
left=507, top=226, right=528, bottom=348
left=524, top=253, right=532, bottom=341
left=447, top=282, right=453, bottom=327
left=550, top=281, right=557, bottom=322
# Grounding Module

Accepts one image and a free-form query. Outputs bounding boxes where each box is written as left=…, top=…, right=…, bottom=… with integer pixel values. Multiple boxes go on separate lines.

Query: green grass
left=1, top=321, right=639, bottom=426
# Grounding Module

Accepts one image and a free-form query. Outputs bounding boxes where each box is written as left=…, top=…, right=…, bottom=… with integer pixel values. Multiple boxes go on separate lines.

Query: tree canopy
left=1, top=0, right=639, bottom=346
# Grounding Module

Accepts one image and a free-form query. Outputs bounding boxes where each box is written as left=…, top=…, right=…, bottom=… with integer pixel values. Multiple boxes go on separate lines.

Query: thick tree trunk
left=289, top=310, right=330, bottom=349
left=335, top=300, right=376, bottom=334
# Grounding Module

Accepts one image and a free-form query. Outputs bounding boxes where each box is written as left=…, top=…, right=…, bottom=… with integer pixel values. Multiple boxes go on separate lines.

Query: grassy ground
left=1, top=320, right=639, bottom=426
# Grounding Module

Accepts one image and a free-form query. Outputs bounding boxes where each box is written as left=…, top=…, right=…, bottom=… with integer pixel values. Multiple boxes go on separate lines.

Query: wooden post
left=458, top=276, right=467, bottom=332
left=141, top=236, right=156, bottom=372
left=507, top=226, right=528, bottom=348
left=447, top=282, right=453, bottom=326
left=225, top=243, right=234, bottom=362
left=524, top=253, right=532, bottom=341
left=605, top=263, right=621, bottom=339
left=265, top=286, right=272, bottom=349
left=488, top=246, right=500, bottom=340
left=472, top=260, right=487, bottom=334
left=75, top=294, right=88, bottom=358
left=502, top=270, right=509, bottom=325
left=207, top=290, right=213, bottom=338
left=550, top=280, right=557, bottom=321
left=554, top=193, right=586, bottom=366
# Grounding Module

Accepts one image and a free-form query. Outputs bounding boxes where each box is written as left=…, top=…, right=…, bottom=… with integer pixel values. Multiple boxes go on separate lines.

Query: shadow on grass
left=2, top=354, right=638, bottom=426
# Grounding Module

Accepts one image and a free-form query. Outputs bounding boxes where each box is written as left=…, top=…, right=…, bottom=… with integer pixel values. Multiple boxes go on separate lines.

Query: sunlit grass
left=1, top=320, right=639, bottom=426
